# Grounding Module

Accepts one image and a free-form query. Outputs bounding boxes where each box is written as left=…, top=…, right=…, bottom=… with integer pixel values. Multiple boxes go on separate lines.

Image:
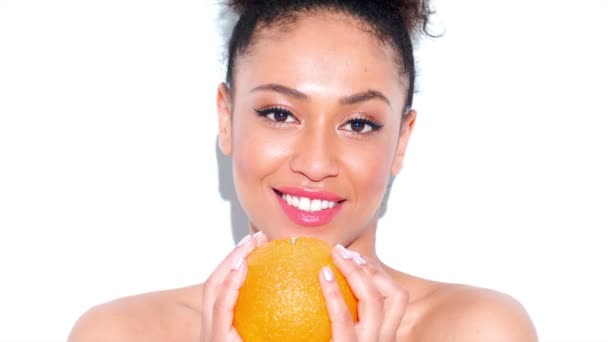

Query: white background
left=1, top=0, right=607, bottom=341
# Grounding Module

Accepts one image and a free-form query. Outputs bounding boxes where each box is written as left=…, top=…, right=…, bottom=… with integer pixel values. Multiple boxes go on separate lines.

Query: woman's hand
left=319, top=245, right=409, bottom=342
left=200, top=231, right=267, bottom=342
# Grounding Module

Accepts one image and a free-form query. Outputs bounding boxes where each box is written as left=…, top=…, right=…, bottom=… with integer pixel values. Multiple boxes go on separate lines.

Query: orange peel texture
left=234, top=236, right=358, bottom=342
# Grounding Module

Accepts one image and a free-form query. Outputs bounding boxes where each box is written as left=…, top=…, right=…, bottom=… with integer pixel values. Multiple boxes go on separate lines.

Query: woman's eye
left=341, top=118, right=383, bottom=134
left=255, top=107, right=297, bottom=123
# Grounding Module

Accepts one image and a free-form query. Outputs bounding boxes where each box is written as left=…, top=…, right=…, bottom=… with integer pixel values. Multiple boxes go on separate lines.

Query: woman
left=69, top=0, right=537, bottom=341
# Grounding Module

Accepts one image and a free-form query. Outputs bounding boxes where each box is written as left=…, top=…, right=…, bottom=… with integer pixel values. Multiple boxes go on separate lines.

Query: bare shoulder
left=412, top=283, right=538, bottom=342
left=68, top=285, right=203, bottom=342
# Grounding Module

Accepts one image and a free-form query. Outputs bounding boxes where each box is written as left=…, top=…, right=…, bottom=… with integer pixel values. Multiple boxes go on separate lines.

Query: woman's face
left=218, top=12, right=416, bottom=246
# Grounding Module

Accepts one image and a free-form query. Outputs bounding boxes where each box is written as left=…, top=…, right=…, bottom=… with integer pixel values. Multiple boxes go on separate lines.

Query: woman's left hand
left=319, top=245, right=409, bottom=342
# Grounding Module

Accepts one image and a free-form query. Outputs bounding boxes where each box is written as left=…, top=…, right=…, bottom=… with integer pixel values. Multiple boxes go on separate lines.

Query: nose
left=289, top=124, right=340, bottom=182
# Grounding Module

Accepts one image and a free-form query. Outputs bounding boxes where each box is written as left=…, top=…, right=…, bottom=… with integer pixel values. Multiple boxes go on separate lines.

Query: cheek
left=344, top=142, right=394, bottom=199
left=231, top=115, right=291, bottom=190
left=232, top=120, right=261, bottom=186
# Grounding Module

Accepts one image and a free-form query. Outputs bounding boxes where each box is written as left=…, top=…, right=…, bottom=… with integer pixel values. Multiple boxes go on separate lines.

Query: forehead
left=233, top=12, right=407, bottom=103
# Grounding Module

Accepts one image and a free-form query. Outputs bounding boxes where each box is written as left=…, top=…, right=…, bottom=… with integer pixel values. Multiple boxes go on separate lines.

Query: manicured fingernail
left=322, top=266, right=334, bottom=282
left=237, top=234, right=251, bottom=247
left=353, top=254, right=366, bottom=265
left=232, top=257, right=244, bottom=270
left=336, top=244, right=351, bottom=259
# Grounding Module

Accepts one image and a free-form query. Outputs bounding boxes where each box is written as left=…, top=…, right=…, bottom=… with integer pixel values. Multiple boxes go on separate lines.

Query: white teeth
left=298, top=197, right=311, bottom=211
left=311, top=199, right=321, bottom=211
left=281, top=194, right=338, bottom=212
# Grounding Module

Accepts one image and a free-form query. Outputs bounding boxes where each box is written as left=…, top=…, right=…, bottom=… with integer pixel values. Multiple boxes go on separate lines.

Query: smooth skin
left=69, top=11, right=537, bottom=342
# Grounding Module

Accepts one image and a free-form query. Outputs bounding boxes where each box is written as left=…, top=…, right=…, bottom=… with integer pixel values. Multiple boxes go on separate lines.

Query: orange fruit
left=233, top=236, right=358, bottom=342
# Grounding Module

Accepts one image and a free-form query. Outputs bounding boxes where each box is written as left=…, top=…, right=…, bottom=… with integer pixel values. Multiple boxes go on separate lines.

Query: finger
left=209, top=232, right=266, bottom=287
left=252, top=229, right=268, bottom=246
left=210, top=256, right=248, bottom=340
left=202, top=231, right=266, bottom=334
left=332, top=245, right=383, bottom=341
left=319, top=266, right=357, bottom=342
left=202, top=233, right=253, bottom=334
left=204, top=231, right=266, bottom=294
left=351, top=255, right=398, bottom=297
left=354, top=255, right=409, bottom=341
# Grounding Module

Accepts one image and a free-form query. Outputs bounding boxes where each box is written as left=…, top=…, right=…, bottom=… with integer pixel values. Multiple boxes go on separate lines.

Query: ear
left=217, top=83, right=233, bottom=156
left=391, top=109, right=417, bottom=176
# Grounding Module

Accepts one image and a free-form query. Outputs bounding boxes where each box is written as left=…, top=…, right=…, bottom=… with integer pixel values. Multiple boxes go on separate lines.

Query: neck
left=345, top=220, right=380, bottom=261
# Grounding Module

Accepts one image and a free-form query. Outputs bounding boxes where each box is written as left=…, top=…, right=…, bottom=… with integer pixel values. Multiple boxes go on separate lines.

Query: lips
left=273, top=187, right=345, bottom=227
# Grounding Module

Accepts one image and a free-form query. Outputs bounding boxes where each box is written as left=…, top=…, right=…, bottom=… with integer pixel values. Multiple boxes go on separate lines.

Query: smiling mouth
left=273, top=189, right=345, bottom=213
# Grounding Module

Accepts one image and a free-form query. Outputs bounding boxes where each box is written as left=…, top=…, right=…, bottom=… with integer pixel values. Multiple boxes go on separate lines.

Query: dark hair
left=225, top=0, right=434, bottom=110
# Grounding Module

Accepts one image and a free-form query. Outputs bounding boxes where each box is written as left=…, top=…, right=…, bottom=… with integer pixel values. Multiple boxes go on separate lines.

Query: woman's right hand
left=200, top=231, right=267, bottom=342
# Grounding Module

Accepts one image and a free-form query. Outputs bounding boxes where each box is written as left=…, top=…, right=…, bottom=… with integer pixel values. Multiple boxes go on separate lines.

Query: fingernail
left=322, top=266, right=334, bottom=282
left=353, top=254, right=366, bottom=265
left=232, top=257, right=244, bottom=270
left=336, top=244, right=351, bottom=259
left=237, top=234, right=251, bottom=247
left=253, top=231, right=263, bottom=240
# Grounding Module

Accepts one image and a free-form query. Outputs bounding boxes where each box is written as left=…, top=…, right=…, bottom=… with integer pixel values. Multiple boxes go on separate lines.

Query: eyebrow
left=250, top=83, right=391, bottom=108
left=251, top=84, right=308, bottom=100
left=340, top=90, right=391, bottom=108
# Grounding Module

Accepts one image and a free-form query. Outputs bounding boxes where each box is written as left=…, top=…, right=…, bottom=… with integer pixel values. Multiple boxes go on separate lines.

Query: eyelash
left=253, top=107, right=384, bottom=134
left=344, top=117, right=383, bottom=134
left=254, top=106, right=299, bottom=124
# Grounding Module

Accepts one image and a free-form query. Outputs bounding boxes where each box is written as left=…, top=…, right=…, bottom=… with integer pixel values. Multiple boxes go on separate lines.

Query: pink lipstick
left=274, top=187, right=345, bottom=227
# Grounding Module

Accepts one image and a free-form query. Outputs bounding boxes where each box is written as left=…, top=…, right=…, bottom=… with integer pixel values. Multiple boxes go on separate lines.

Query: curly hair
left=224, top=0, right=435, bottom=109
